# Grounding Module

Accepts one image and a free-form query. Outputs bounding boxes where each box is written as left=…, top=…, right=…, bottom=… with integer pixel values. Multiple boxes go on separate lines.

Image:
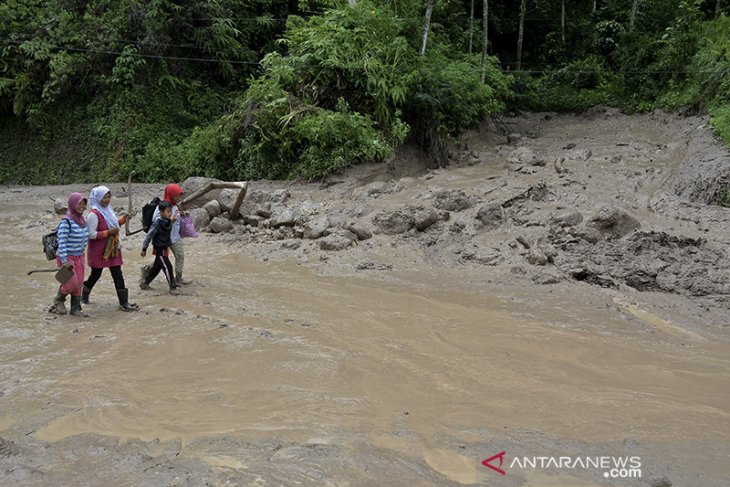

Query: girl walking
left=50, top=192, right=89, bottom=316
left=82, top=186, right=138, bottom=311
left=152, top=183, right=191, bottom=284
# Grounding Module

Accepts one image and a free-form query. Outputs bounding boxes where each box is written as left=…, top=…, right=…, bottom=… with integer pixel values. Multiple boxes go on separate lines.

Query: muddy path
left=1, top=109, right=729, bottom=486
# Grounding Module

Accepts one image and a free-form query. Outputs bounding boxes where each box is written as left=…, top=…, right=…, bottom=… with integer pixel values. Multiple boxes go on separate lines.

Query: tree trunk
left=419, top=0, right=435, bottom=55
left=516, top=0, right=526, bottom=70
left=716, top=0, right=721, bottom=17
left=592, top=0, right=597, bottom=13
left=629, top=0, right=638, bottom=31
left=469, top=0, right=475, bottom=54
left=481, top=0, right=489, bottom=82
left=561, top=0, right=565, bottom=44
left=348, top=0, right=356, bottom=6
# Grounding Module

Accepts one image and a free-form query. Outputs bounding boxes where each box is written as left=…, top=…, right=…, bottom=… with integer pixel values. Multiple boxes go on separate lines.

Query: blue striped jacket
left=57, top=218, right=89, bottom=263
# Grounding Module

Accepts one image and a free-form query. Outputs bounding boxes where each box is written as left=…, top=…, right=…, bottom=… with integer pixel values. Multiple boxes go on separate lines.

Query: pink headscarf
left=65, top=192, right=87, bottom=227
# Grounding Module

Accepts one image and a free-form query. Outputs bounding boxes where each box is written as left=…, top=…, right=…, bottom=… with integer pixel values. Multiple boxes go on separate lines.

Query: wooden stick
left=125, top=171, right=145, bottom=236
left=179, top=181, right=248, bottom=219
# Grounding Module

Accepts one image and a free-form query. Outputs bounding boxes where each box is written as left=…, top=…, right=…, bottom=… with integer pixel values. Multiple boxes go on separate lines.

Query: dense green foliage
left=0, top=0, right=728, bottom=201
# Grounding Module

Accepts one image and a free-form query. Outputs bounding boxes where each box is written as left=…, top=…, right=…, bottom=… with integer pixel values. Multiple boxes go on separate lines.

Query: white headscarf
left=89, top=186, right=119, bottom=229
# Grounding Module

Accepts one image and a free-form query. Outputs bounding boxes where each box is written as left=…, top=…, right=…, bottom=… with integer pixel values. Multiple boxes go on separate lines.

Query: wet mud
left=1, top=109, right=729, bottom=486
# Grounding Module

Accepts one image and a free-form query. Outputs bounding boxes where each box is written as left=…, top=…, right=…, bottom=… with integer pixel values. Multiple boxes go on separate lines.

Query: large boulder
left=507, top=147, right=545, bottom=166
left=476, top=203, right=504, bottom=230
left=372, top=210, right=414, bottom=235
left=217, top=188, right=240, bottom=213
left=344, top=221, right=373, bottom=241
left=412, top=207, right=442, bottom=231
left=189, top=208, right=210, bottom=231
left=203, top=200, right=222, bottom=219
left=434, top=189, right=474, bottom=212
left=53, top=198, right=67, bottom=215
left=587, top=206, right=641, bottom=239
left=319, top=229, right=357, bottom=251
left=270, top=189, right=290, bottom=204
left=551, top=209, right=583, bottom=227
left=181, top=177, right=222, bottom=208
left=209, top=216, right=234, bottom=234
left=303, top=216, right=330, bottom=239
left=269, top=206, right=301, bottom=228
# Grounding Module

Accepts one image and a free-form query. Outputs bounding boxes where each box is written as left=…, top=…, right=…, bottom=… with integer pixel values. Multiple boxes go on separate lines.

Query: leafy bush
left=549, top=55, right=606, bottom=90
left=404, top=52, right=510, bottom=163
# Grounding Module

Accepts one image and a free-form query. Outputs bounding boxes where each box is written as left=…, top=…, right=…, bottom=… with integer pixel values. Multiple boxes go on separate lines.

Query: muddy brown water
left=2, top=112, right=730, bottom=486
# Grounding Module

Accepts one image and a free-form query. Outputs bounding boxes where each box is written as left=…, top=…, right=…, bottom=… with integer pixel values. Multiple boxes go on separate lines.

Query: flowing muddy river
left=1, top=110, right=729, bottom=486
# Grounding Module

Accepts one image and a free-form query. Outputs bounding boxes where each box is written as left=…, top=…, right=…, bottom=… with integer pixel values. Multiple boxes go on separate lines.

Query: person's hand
left=140, top=250, right=146, bottom=257
left=108, top=227, right=120, bottom=236
left=63, top=262, right=73, bottom=270
left=171, top=214, right=178, bottom=222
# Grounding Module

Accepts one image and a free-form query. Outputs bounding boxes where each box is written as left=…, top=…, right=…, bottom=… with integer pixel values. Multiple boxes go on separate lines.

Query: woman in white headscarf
left=83, top=186, right=138, bottom=311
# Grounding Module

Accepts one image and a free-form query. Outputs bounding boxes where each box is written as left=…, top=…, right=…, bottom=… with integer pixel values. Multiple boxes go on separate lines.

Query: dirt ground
left=1, top=109, right=729, bottom=486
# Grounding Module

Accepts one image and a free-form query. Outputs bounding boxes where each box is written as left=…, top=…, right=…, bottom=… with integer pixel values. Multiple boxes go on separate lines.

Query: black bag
left=42, top=219, right=71, bottom=260
left=141, top=197, right=161, bottom=232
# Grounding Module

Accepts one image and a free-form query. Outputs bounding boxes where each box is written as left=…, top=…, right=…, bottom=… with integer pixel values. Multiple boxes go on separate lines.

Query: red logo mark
left=482, top=451, right=507, bottom=475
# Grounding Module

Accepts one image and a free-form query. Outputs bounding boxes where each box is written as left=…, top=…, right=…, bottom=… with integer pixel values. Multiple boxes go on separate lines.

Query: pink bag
left=179, top=213, right=198, bottom=238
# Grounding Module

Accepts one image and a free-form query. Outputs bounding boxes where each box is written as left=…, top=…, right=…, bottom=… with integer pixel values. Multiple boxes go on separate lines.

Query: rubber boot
left=81, top=285, right=92, bottom=304
left=116, top=288, right=139, bottom=311
left=140, top=264, right=151, bottom=280
left=69, top=296, right=88, bottom=317
left=49, top=290, right=68, bottom=315
left=176, top=274, right=192, bottom=286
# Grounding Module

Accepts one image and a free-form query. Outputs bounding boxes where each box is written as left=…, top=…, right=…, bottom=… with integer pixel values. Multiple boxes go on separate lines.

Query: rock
left=476, top=203, right=504, bottom=230
left=319, top=230, right=357, bottom=251
left=270, top=189, right=290, bottom=204
left=255, top=205, right=272, bottom=219
left=299, top=199, right=320, bottom=215
left=648, top=476, right=672, bottom=487
left=181, top=177, right=222, bottom=207
left=507, top=147, right=545, bottom=166
left=572, top=227, right=603, bottom=244
left=216, top=188, right=240, bottom=213
left=526, top=248, right=548, bottom=266
left=203, top=199, right=221, bottom=219
left=587, top=206, right=641, bottom=238
left=247, top=190, right=271, bottom=204
left=269, top=207, right=300, bottom=228
left=344, top=222, right=373, bottom=241
left=243, top=215, right=262, bottom=227
left=532, top=271, right=561, bottom=284
left=434, top=189, right=474, bottom=212
left=281, top=240, right=301, bottom=250
left=449, top=221, right=465, bottom=233
left=551, top=209, right=583, bottom=227
left=53, top=198, right=67, bottom=215
left=372, top=210, right=414, bottom=235
left=189, top=208, right=210, bottom=231
left=507, top=133, right=522, bottom=144
left=413, top=207, right=441, bottom=231
left=366, top=181, right=389, bottom=195
left=356, top=262, right=393, bottom=271
left=303, top=216, right=330, bottom=239
left=567, top=148, right=592, bottom=161
left=209, top=216, right=233, bottom=234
